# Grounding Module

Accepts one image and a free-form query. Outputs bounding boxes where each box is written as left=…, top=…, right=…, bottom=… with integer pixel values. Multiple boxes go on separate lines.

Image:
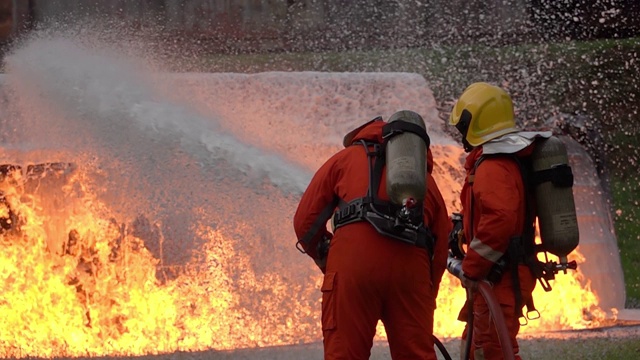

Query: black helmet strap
left=456, top=109, right=474, bottom=152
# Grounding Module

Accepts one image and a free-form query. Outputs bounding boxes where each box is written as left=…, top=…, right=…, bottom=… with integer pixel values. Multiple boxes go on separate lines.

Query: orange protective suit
left=293, top=120, right=450, bottom=360
left=458, top=146, right=537, bottom=360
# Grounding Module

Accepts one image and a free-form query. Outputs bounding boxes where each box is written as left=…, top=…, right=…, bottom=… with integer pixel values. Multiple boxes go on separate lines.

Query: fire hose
left=433, top=336, right=452, bottom=360
left=448, top=254, right=516, bottom=360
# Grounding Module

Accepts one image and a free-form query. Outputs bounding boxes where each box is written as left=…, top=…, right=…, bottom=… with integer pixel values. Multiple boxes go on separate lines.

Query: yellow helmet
left=448, top=82, right=519, bottom=148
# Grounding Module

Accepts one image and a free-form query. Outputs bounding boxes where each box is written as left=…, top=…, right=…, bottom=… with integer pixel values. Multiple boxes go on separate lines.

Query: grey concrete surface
left=50, top=323, right=640, bottom=360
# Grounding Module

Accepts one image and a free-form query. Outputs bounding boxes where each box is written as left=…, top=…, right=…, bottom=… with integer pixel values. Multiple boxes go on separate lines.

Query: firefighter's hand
left=314, top=234, right=331, bottom=274
left=460, top=275, right=479, bottom=291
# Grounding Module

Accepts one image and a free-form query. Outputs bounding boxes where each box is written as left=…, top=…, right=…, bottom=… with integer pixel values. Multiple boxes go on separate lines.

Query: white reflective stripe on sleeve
left=469, top=237, right=504, bottom=263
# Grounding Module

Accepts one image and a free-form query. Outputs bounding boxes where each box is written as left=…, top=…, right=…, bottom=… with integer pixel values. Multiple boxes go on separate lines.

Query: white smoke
left=2, top=36, right=313, bottom=196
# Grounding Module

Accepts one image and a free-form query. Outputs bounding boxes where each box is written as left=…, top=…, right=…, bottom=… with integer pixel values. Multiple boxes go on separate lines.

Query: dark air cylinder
left=385, top=110, right=427, bottom=206
left=532, top=136, right=580, bottom=261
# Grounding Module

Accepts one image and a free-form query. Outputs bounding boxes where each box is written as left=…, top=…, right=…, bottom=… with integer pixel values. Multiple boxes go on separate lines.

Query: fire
left=373, top=238, right=608, bottom=341
left=522, top=249, right=609, bottom=333
left=0, top=166, right=319, bottom=357
left=0, top=158, right=609, bottom=357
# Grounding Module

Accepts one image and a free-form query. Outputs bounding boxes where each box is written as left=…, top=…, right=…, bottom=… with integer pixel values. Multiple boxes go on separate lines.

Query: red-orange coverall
left=459, top=146, right=537, bottom=360
left=293, top=121, right=451, bottom=360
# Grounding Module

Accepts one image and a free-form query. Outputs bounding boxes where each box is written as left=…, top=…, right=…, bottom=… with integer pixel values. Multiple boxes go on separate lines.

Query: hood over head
left=465, top=131, right=552, bottom=171
left=342, top=116, right=385, bottom=147
left=482, top=131, right=553, bottom=155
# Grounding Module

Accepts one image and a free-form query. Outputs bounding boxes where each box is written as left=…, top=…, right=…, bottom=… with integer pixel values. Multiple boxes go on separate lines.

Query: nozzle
left=559, top=256, right=576, bottom=267
left=561, top=260, right=578, bottom=274
left=447, top=252, right=464, bottom=279
left=542, top=258, right=578, bottom=279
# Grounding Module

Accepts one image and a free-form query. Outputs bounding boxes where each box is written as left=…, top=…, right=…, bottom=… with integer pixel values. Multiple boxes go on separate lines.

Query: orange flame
left=0, top=162, right=609, bottom=357
left=371, top=248, right=608, bottom=341
left=0, top=167, right=317, bottom=357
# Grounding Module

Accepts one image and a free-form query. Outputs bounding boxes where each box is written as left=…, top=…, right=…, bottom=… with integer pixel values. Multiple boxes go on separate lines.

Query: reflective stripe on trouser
left=321, top=224, right=437, bottom=360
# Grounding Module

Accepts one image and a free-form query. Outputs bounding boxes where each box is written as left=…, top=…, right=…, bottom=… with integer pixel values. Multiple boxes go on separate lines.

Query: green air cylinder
left=531, top=136, right=580, bottom=260
left=385, top=110, right=427, bottom=206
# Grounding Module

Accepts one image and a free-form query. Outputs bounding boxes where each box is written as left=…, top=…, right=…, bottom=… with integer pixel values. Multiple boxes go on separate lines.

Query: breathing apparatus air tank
left=385, top=110, right=427, bottom=214
left=531, top=136, right=580, bottom=263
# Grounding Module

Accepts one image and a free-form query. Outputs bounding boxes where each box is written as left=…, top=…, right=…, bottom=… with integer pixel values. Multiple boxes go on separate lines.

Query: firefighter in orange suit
left=293, top=111, right=451, bottom=359
left=448, top=82, right=537, bottom=360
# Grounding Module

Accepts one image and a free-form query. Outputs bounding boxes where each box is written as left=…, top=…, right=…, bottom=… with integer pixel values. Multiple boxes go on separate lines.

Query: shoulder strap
left=332, top=139, right=434, bottom=255
left=362, top=139, right=385, bottom=202
left=333, top=140, right=389, bottom=228
left=382, top=120, right=430, bottom=147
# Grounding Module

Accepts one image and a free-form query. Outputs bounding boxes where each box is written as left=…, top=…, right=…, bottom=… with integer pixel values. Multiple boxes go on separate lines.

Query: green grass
left=613, top=178, right=640, bottom=305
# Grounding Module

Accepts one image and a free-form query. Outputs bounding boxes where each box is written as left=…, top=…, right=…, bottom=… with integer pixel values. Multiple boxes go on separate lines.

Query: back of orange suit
left=293, top=117, right=451, bottom=360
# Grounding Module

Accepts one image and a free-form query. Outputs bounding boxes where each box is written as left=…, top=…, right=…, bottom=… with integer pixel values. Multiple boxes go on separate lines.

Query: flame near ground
left=0, top=34, right=612, bottom=357
left=0, top=165, right=321, bottom=357
left=0, top=161, right=610, bottom=358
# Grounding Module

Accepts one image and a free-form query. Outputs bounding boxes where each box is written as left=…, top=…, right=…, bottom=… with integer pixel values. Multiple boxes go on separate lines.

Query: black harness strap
left=382, top=121, right=431, bottom=148
left=333, top=139, right=395, bottom=225
left=532, top=164, right=574, bottom=188
left=367, top=140, right=390, bottom=211
left=332, top=138, right=435, bottom=257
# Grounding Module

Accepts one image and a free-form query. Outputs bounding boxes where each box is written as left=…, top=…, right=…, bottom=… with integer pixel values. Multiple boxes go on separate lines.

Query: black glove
left=314, top=233, right=332, bottom=273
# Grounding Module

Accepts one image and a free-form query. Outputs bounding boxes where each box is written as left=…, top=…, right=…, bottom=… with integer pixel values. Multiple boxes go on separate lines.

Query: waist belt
left=333, top=198, right=435, bottom=257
